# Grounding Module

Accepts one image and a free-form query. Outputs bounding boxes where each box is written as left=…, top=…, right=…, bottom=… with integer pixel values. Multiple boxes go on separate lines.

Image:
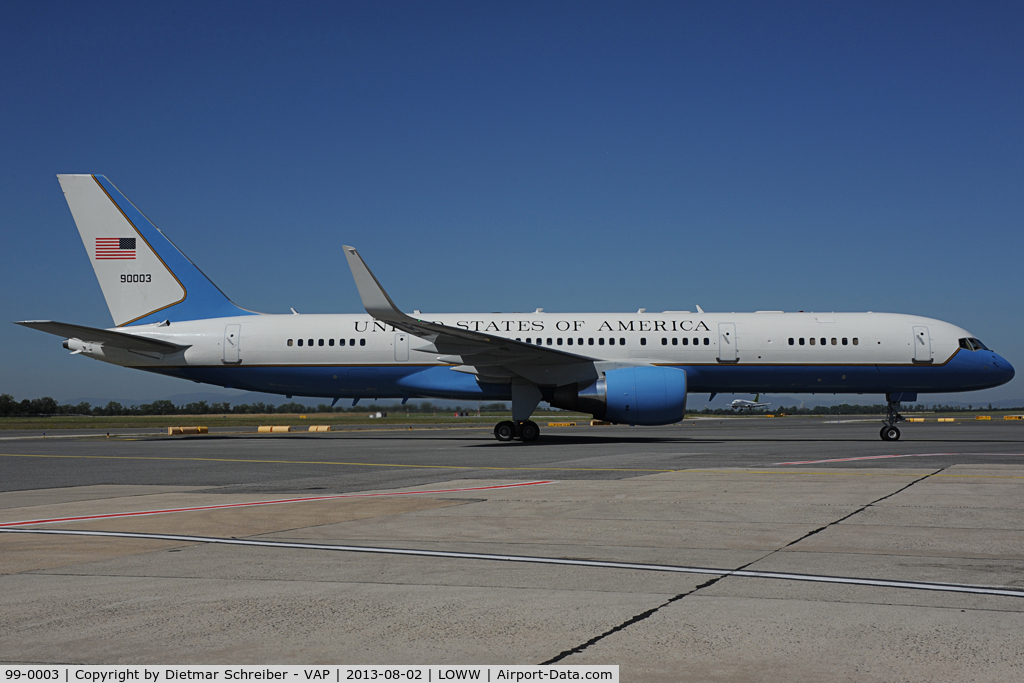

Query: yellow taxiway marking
left=1, top=453, right=1023, bottom=479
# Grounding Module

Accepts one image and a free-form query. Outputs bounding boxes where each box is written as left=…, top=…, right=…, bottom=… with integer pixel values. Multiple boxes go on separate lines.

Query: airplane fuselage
left=70, top=311, right=1012, bottom=401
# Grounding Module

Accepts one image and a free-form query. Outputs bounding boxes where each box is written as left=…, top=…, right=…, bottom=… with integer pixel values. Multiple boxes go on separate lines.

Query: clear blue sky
left=2, top=2, right=1021, bottom=404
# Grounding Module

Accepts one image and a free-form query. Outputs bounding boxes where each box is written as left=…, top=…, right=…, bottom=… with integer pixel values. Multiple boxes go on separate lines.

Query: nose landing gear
left=880, top=425, right=901, bottom=441
left=880, top=395, right=904, bottom=441
left=493, top=420, right=540, bottom=442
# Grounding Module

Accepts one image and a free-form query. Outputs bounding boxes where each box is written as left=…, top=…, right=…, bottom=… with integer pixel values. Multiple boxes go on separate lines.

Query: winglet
left=342, top=246, right=412, bottom=324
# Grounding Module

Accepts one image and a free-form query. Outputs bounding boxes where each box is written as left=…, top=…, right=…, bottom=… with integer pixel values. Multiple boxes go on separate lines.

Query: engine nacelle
left=550, top=367, right=687, bottom=425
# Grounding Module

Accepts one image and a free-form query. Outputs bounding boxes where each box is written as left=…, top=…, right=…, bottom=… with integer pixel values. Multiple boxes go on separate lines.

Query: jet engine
left=550, top=366, right=687, bottom=425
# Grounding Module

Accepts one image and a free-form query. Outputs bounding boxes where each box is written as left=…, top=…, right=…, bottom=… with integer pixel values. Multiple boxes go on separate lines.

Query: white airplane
left=731, top=394, right=770, bottom=411
left=17, top=175, right=1015, bottom=443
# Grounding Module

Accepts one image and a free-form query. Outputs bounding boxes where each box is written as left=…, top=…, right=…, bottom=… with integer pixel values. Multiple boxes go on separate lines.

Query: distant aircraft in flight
left=731, top=394, right=770, bottom=411
left=17, top=175, right=1016, bottom=443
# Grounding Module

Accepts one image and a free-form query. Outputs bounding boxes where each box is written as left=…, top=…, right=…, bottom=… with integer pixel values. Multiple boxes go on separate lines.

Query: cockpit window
left=959, top=338, right=990, bottom=351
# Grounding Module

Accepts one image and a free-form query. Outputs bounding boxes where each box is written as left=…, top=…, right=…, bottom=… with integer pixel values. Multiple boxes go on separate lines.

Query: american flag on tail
left=95, top=237, right=136, bottom=260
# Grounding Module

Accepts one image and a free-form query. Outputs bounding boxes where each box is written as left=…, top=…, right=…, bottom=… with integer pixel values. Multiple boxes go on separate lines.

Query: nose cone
left=990, top=353, right=1016, bottom=386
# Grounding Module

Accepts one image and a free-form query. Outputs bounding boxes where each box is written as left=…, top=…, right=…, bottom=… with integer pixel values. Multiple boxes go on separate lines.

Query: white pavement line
left=0, top=433, right=160, bottom=441
left=0, top=480, right=553, bottom=528
left=775, top=452, right=1024, bottom=465
left=4, top=527, right=1023, bottom=599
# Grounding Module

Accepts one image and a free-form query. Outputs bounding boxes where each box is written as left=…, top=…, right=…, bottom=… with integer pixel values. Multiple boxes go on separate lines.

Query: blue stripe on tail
left=93, top=175, right=257, bottom=324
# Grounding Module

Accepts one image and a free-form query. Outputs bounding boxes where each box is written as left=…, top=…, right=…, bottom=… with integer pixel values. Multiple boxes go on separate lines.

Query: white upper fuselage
left=83, top=310, right=968, bottom=369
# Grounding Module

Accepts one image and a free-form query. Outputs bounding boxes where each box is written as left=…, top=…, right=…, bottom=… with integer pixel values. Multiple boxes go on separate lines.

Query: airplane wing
left=343, top=246, right=598, bottom=386
left=16, top=321, right=190, bottom=354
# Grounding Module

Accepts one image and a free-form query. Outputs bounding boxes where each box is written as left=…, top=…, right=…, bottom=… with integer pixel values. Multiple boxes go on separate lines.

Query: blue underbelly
left=142, top=349, right=1007, bottom=399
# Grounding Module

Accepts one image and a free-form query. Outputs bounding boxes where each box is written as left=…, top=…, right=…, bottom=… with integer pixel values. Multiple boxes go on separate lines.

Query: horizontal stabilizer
left=16, top=321, right=189, bottom=354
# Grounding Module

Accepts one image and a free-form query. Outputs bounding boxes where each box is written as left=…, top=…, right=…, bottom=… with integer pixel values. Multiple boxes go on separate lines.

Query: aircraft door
left=718, top=323, right=738, bottom=363
left=913, top=326, right=932, bottom=363
left=223, top=324, right=241, bottom=364
left=394, top=333, right=409, bottom=362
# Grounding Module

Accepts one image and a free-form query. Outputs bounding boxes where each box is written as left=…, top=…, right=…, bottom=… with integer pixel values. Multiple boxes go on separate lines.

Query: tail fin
left=57, top=175, right=255, bottom=326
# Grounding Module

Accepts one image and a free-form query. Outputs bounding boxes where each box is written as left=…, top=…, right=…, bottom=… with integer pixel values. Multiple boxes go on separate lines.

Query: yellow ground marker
left=167, top=426, right=208, bottom=435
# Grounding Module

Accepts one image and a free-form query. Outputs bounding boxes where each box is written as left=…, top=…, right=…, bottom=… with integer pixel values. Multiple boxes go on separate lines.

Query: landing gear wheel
left=494, top=421, right=515, bottom=442
left=880, top=426, right=901, bottom=441
left=519, top=420, right=540, bottom=442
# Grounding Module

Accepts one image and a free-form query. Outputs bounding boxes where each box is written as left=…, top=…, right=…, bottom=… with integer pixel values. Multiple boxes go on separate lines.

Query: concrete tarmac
left=1, top=419, right=1023, bottom=681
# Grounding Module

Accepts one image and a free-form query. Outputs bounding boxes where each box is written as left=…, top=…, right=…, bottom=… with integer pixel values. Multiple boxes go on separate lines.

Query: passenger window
left=359, top=339, right=366, bottom=346
left=578, top=338, right=584, bottom=345
left=821, top=338, right=826, bottom=345
left=318, top=339, right=324, bottom=347
left=308, top=339, right=313, bottom=347
left=831, top=338, right=837, bottom=345
left=526, top=338, right=531, bottom=344
left=682, top=337, right=689, bottom=345
left=693, top=338, right=699, bottom=345
left=671, top=338, right=678, bottom=346
left=599, top=338, right=605, bottom=345
left=547, top=338, right=553, bottom=345
left=703, top=338, right=709, bottom=345
left=852, top=338, right=859, bottom=345
left=662, top=338, right=668, bottom=345
left=810, top=338, right=816, bottom=345
left=537, top=339, right=543, bottom=345
left=842, top=338, right=848, bottom=345
left=297, top=339, right=303, bottom=347
left=340, top=339, right=346, bottom=346
left=588, top=338, right=594, bottom=345
left=620, top=338, right=625, bottom=345
left=329, top=339, right=334, bottom=346
left=608, top=338, right=615, bottom=345
left=567, top=338, right=574, bottom=345
left=788, top=338, right=794, bottom=345
left=557, top=338, right=563, bottom=345
left=640, top=338, right=646, bottom=346
left=287, top=339, right=293, bottom=347
left=799, top=338, right=805, bottom=345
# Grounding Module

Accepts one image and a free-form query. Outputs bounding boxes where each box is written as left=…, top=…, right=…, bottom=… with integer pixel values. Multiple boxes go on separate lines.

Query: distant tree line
left=5, top=393, right=1017, bottom=418
left=0, top=394, right=512, bottom=417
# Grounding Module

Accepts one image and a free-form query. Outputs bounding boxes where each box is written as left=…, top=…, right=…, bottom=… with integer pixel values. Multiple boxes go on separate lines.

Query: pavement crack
left=541, top=576, right=724, bottom=664
left=690, top=468, right=952, bottom=580
left=780, top=467, right=947, bottom=549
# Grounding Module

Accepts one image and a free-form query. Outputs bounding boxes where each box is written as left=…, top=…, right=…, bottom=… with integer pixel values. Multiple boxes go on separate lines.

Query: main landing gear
left=495, top=383, right=544, bottom=443
left=494, top=420, right=540, bottom=443
left=880, top=396, right=904, bottom=441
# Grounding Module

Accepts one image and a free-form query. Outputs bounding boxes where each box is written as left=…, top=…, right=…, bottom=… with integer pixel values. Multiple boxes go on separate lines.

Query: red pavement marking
left=0, top=481, right=553, bottom=528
